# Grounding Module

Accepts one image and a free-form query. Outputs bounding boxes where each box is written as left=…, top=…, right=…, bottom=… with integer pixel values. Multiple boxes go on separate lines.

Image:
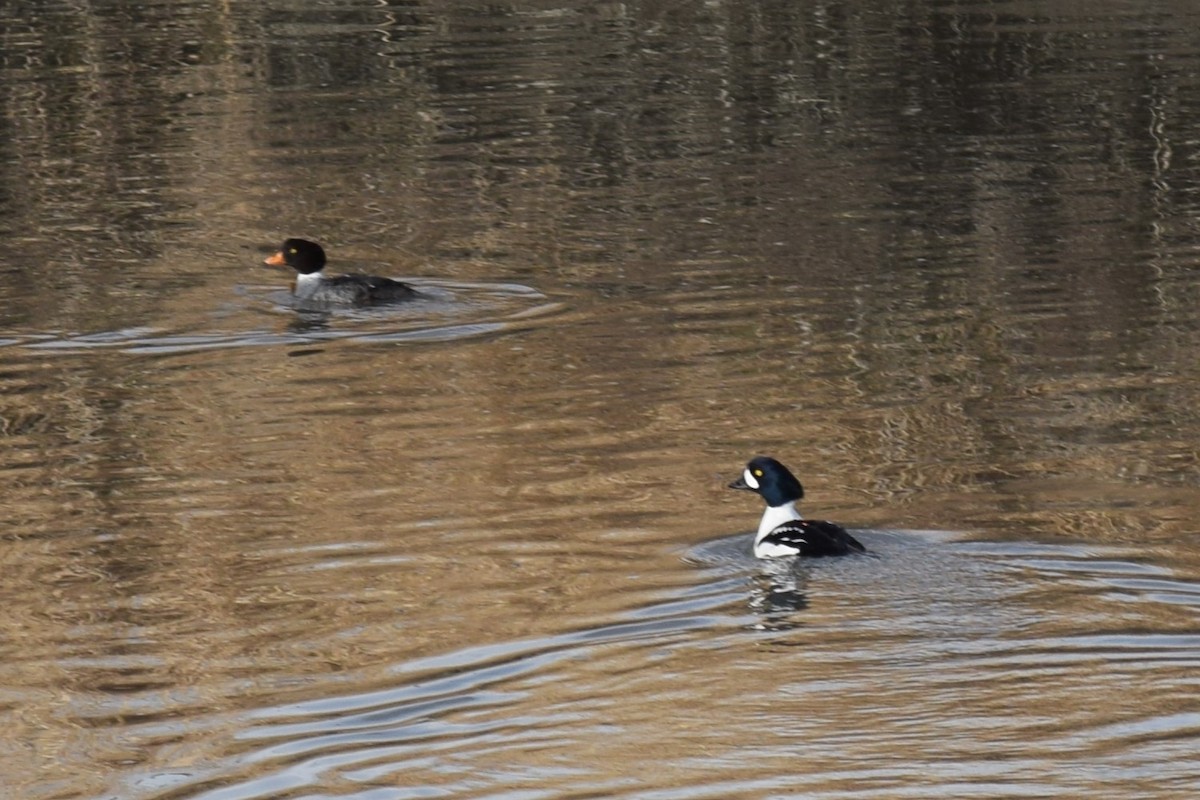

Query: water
left=3, top=0, right=1200, bottom=798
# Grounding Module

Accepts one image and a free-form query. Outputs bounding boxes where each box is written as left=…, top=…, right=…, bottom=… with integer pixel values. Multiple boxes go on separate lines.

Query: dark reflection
left=749, top=561, right=810, bottom=621
left=287, top=312, right=333, bottom=334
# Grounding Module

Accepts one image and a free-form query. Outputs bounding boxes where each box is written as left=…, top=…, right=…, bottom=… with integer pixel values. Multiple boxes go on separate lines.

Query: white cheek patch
left=743, top=468, right=760, bottom=490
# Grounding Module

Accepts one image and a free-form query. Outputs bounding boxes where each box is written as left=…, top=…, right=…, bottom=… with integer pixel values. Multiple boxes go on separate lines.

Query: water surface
left=2, top=1, right=1200, bottom=798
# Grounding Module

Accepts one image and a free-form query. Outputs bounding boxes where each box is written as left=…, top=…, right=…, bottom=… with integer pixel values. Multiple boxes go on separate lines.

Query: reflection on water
left=61, top=533, right=1200, bottom=799
left=2, top=0, right=1200, bottom=798
left=12, top=280, right=559, bottom=354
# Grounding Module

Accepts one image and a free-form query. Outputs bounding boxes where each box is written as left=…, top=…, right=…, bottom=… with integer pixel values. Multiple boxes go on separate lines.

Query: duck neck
left=293, top=271, right=323, bottom=298
left=756, top=501, right=801, bottom=544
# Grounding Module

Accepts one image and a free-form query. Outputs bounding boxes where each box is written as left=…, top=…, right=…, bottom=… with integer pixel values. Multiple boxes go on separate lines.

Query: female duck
left=264, top=238, right=418, bottom=305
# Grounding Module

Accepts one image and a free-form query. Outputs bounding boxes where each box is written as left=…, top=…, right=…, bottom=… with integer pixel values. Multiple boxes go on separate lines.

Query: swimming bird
left=264, top=238, right=418, bottom=305
left=729, top=456, right=865, bottom=558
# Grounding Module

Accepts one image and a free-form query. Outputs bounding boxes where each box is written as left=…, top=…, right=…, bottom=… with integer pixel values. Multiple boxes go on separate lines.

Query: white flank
left=755, top=539, right=803, bottom=558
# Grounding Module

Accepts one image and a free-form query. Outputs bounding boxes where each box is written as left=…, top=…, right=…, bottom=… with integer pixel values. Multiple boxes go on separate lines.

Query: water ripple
left=131, top=583, right=747, bottom=800
left=10, top=281, right=563, bottom=355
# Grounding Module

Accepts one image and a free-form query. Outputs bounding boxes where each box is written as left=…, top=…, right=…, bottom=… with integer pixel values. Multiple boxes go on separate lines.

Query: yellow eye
left=754, top=469, right=763, bottom=477
left=289, top=248, right=298, bottom=254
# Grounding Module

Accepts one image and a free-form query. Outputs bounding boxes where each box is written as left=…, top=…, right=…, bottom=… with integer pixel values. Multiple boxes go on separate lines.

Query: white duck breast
left=755, top=501, right=801, bottom=542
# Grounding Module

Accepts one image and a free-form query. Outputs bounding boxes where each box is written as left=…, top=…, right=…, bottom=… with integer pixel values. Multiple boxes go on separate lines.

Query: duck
left=729, top=456, right=866, bottom=558
left=264, top=238, right=419, bottom=305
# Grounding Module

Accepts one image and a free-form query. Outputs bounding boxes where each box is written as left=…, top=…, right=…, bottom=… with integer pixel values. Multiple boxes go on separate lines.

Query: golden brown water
left=3, top=1, right=1200, bottom=798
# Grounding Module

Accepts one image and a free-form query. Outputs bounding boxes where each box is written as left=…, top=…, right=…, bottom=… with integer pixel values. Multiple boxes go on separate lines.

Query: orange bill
left=264, top=251, right=286, bottom=266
